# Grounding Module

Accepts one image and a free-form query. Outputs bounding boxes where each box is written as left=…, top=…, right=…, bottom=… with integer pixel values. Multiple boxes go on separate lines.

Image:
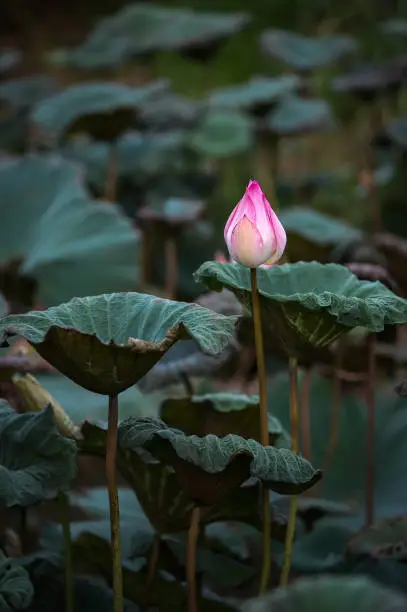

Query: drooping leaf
left=260, top=29, right=357, bottom=71
left=160, top=393, right=284, bottom=444
left=188, top=110, right=254, bottom=158
left=208, top=75, right=301, bottom=115
left=31, top=80, right=169, bottom=142
left=118, top=417, right=321, bottom=505
left=0, top=551, right=34, bottom=611
left=242, top=575, right=407, bottom=611
left=0, top=293, right=237, bottom=394
left=194, top=261, right=407, bottom=357
left=347, top=516, right=407, bottom=561
left=0, top=156, right=140, bottom=307
left=266, top=95, right=336, bottom=136
left=0, top=405, right=76, bottom=506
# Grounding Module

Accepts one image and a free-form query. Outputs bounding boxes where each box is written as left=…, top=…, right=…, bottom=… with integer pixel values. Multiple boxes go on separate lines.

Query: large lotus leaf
left=260, top=29, right=357, bottom=71
left=332, top=62, right=404, bottom=99
left=0, top=551, right=34, bottom=611
left=242, top=575, right=407, bottom=611
left=0, top=405, right=76, bottom=506
left=0, top=156, right=139, bottom=307
left=0, top=50, right=21, bottom=75
left=279, top=207, right=362, bottom=262
left=194, top=261, right=407, bottom=357
left=188, top=110, right=254, bottom=158
left=30, top=80, right=169, bottom=142
left=0, top=75, right=57, bottom=111
left=208, top=75, right=301, bottom=114
left=118, top=417, right=321, bottom=505
left=160, top=393, right=284, bottom=444
left=266, top=95, right=336, bottom=136
left=0, top=293, right=237, bottom=394
left=347, top=516, right=407, bottom=561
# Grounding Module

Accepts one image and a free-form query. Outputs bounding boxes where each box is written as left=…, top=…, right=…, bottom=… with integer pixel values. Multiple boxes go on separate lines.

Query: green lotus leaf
left=0, top=155, right=139, bottom=307
left=0, top=75, right=57, bottom=111
left=332, top=62, right=404, bottom=99
left=0, top=50, right=21, bottom=75
left=118, top=417, right=321, bottom=505
left=382, top=116, right=407, bottom=149
left=260, top=29, right=358, bottom=71
left=0, top=293, right=237, bottom=394
left=139, top=94, right=201, bottom=129
left=347, top=516, right=407, bottom=561
left=188, top=110, right=254, bottom=158
left=0, top=405, right=76, bottom=507
left=279, top=207, right=362, bottom=262
left=242, top=575, right=407, bottom=611
left=160, top=393, right=284, bottom=444
left=208, top=75, right=301, bottom=114
left=380, top=19, right=407, bottom=36
left=31, top=80, right=169, bottom=142
left=266, top=95, right=336, bottom=136
left=137, top=197, right=205, bottom=231
left=0, top=551, right=34, bottom=611
left=194, top=261, right=407, bottom=357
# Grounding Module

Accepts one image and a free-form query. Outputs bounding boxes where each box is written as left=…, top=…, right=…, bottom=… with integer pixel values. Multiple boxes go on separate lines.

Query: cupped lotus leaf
left=118, top=417, right=321, bottom=505
left=260, top=29, right=357, bottom=71
left=242, top=575, right=407, bottom=611
left=0, top=75, right=57, bottom=110
left=0, top=552, right=34, bottom=611
left=347, top=516, right=407, bottom=561
left=137, top=197, right=205, bottom=231
left=382, top=116, right=407, bottom=149
left=31, top=80, right=169, bottom=142
left=332, top=62, right=404, bottom=99
left=0, top=50, right=21, bottom=75
left=380, top=19, right=407, bottom=36
left=188, top=110, right=254, bottom=158
left=0, top=156, right=139, bottom=307
left=0, top=405, right=76, bottom=507
left=266, top=95, right=336, bottom=136
left=208, top=75, right=301, bottom=115
left=0, top=293, right=237, bottom=394
left=279, top=207, right=362, bottom=262
left=160, top=393, right=284, bottom=444
left=194, top=261, right=407, bottom=357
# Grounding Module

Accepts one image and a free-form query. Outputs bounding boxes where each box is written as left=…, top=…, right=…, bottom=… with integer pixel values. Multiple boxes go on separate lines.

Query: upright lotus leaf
left=242, top=575, right=407, bottom=611
left=0, top=156, right=139, bottom=307
left=30, top=80, right=169, bottom=143
left=260, top=29, right=357, bottom=71
left=0, top=50, right=21, bottom=75
left=279, top=207, right=362, bottom=262
left=194, top=261, right=407, bottom=357
left=188, top=110, right=254, bottom=158
left=0, top=551, right=34, bottom=611
left=208, top=75, right=301, bottom=116
left=0, top=75, right=57, bottom=111
left=332, top=61, right=405, bottom=101
left=347, top=516, right=407, bottom=561
left=160, top=393, right=284, bottom=444
left=0, top=405, right=76, bottom=507
left=266, top=95, right=336, bottom=136
left=0, top=293, right=237, bottom=394
left=118, top=417, right=321, bottom=505
left=136, top=197, right=205, bottom=233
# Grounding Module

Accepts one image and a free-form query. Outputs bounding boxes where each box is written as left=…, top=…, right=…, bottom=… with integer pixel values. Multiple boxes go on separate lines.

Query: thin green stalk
left=107, top=395, right=123, bottom=612
left=280, top=357, right=299, bottom=587
left=250, top=268, right=271, bottom=594
left=187, top=507, right=201, bottom=612
left=300, top=368, right=312, bottom=460
left=58, top=492, right=74, bottom=612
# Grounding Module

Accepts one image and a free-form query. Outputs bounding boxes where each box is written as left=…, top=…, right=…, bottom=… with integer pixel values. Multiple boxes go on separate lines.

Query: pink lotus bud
left=224, top=180, right=286, bottom=268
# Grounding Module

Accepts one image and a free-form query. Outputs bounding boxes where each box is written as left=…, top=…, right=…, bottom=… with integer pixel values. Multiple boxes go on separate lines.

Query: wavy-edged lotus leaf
left=0, top=405, right=76, bottom=506
left=332, top=62, right=404, bottom=100
left=381, top=19, right=407, bottom=36
left=0, top=293, right=237, bottom=394
left=266, top=95, right=336, bottom=136
left=188, top=110, right=254, bottom=158
left=347, top=516, right=407, bottom=560
left=0, top=156, right=139, bottom=307
left=0, top=551, right=34, bottom=611
left=243, top=575, right=407, bottom=611
left=194, top=261, right=407, bottom=357
left=118, top=416, right=321, bottom=505
left=31, top=80, right=169, bottom=142
left=381, top=116, right=407, bottom=149
left=208, top=75, right=301, bottom=115
left=0, top=75, right=57, bottom=111
left=80, top=420, right=283, bottom=534
left=139, top=94, right=202, bottom=129
left=260, top=29, right=357, bottom=71
left=160, top=393, right=284, bottom=444
left=136, top=197, right=205, bottom=232
left=279, top=207, right=362, bottom=262
left=0, top=50, right=21, bottom=75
